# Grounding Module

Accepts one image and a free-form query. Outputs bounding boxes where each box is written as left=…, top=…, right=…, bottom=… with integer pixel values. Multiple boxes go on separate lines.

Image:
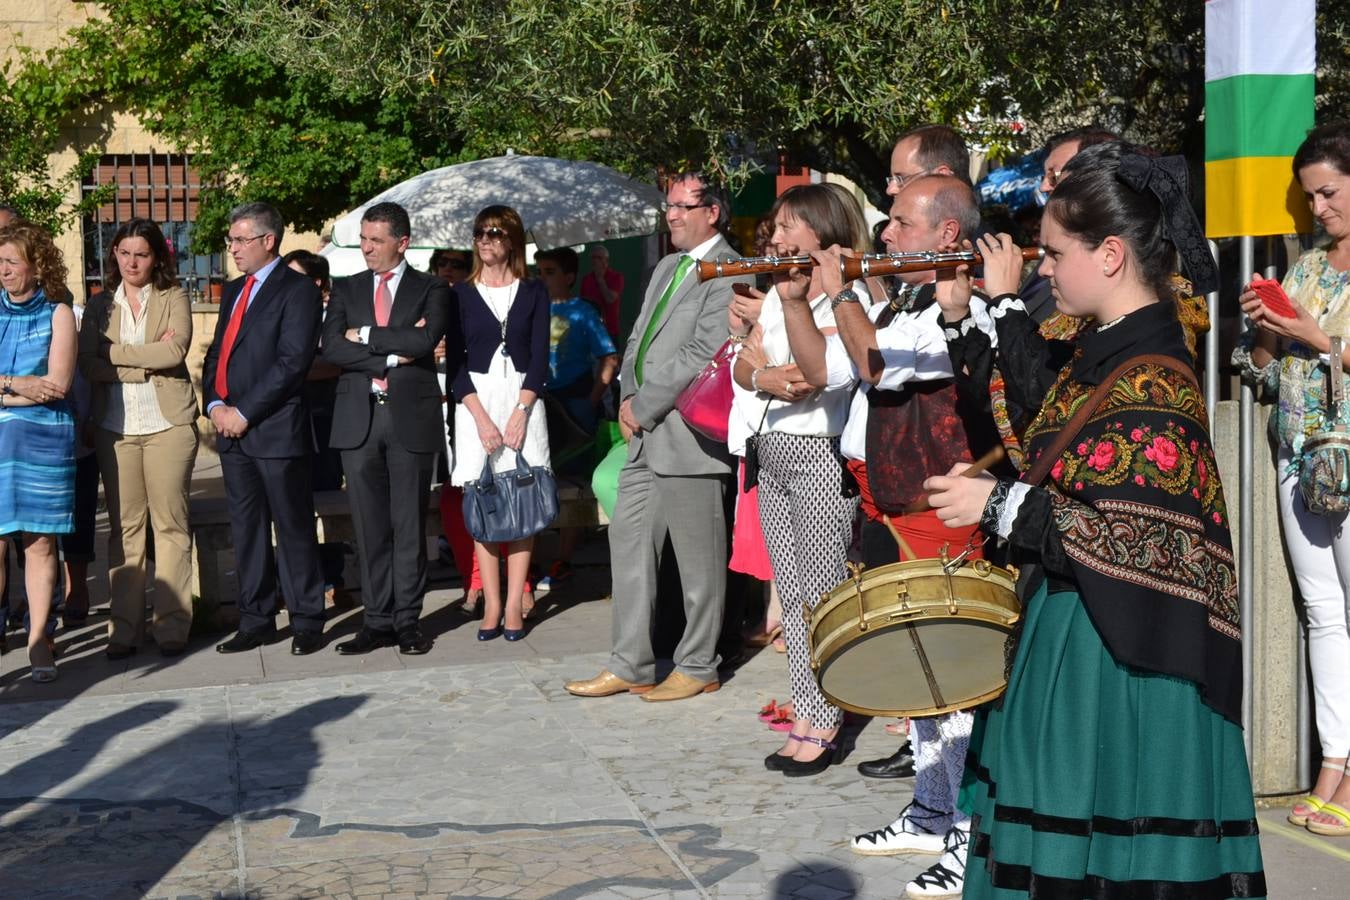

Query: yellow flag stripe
left=1205, top=157, right=1314, bottom=238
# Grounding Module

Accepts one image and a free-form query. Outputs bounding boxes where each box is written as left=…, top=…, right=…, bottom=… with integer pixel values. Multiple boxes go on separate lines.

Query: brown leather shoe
left=641, top=671, right=720, bottom=702
left=564, top=670, right=655, bottom=697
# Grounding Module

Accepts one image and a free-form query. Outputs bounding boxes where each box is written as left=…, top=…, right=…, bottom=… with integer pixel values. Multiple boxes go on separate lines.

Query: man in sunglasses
left=566, top=172, right=749, bottom=703
left=1019, top=126, right=1122, bottom=324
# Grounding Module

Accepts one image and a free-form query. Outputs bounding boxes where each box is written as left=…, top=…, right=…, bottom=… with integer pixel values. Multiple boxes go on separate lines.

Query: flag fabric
left=1204, top=0, right=1316, bottom=238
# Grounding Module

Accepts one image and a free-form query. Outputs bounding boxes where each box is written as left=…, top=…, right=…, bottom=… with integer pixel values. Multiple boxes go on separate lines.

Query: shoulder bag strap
left=1330, top=336, right=1345, bottom=433
left=1021, top=353, right=1200, bottom=488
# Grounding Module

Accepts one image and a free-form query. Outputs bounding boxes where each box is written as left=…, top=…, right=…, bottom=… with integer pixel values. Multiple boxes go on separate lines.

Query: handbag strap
left=1022, top=353, right=1200, bottom=488
left=1330, top=336, right=1346, bottom=432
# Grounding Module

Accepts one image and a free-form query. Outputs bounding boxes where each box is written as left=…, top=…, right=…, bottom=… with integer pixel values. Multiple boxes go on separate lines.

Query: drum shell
left=809, top=558, right=1020, bottom=718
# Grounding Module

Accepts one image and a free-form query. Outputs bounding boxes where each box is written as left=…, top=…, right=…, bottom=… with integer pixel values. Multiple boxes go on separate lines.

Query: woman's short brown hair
left=469, top=205, right=528, bottom=282
left=769, top=184, right=869, bottom=253
left=0, top=222, right=68, bottom=301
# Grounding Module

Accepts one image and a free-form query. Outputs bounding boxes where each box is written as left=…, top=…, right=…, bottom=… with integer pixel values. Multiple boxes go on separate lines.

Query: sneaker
left=904, top=825, right=968, bottom=898
left=536, top=561, right=573, bottom=593
left=850, top=801, right=948, bottom=856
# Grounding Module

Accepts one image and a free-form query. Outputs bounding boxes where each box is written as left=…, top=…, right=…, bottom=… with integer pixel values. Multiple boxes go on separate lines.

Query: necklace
left=479, top=280, right=519, bottom=357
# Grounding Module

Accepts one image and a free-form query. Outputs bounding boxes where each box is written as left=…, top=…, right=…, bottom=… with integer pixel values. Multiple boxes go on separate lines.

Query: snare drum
left=808, top=556, right=1020, bottom=717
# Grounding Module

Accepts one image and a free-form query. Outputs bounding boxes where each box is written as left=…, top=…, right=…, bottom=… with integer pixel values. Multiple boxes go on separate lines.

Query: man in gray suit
left=566, top=172, right=746, bottom=702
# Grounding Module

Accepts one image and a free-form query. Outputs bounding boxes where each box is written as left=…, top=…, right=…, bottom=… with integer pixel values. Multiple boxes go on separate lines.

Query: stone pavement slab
left=1, top=561, right=1346, bottom=895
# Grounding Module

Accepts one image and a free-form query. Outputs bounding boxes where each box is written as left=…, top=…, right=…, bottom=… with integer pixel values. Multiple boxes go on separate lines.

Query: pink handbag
left=676, top=337, right=738, bottom=442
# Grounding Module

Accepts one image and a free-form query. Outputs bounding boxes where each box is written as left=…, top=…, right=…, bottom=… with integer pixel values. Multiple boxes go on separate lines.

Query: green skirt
left=960, top=584, right=1266, bottom=899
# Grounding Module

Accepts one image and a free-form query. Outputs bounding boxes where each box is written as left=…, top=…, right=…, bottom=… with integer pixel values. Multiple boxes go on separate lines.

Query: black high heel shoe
left=780, top=735, right=845, bottom=777
left=764, top=734, right=802, bottom=771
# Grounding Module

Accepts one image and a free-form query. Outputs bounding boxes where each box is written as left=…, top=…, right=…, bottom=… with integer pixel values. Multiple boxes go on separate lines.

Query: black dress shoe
left=857, top=741, right=915, bottom=779
left=397, top=626, right=433, bottom=655
left=216, top=630, right=275, bottom=654
left=291, top=632, right=325, bottom=656
left=334, top=628, right=395, bottom=655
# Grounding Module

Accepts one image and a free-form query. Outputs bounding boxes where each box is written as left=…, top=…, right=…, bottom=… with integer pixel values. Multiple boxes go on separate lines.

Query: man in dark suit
left=204, top=202, right=327, bottom=655
left=565, top=173, right=746, bottom=702
left=321, top=202, right=452, bottom=654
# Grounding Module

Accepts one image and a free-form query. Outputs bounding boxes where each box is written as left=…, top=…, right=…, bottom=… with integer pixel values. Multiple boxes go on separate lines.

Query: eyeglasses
left=473, top=227, right=507, bottom=242
left=225, top=234, right=266, bottom=249
left=884, top=169, right=933, bottom=190
left=662, top=201, right=710, bottom=213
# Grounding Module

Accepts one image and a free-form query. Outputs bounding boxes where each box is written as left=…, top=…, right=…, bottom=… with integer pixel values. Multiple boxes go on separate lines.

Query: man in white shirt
left=321, top=202, right=452, bottom=656
left=809, top=176, right=999, bottom=900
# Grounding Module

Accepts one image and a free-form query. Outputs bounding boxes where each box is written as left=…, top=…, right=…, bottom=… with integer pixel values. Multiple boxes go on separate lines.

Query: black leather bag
left=462, top=454, right=559, bottom=543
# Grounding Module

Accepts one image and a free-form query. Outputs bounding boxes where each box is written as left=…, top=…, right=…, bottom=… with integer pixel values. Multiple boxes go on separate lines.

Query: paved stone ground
left=1, top=528, right=1347, bottom=897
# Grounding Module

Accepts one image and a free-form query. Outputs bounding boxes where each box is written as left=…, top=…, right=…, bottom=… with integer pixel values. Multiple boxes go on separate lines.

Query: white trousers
left=1277, top=450, right=1350, bottom=757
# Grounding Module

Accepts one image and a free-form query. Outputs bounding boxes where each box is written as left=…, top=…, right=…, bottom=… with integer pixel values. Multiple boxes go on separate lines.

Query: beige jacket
left=78, top=284, right=198, bottom=427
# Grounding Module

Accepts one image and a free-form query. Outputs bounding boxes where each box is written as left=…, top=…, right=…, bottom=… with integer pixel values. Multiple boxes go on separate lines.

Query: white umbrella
left=330, top=153, right=665, bottom=251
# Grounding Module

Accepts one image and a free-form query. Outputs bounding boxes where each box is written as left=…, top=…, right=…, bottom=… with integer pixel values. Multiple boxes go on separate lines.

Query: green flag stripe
left=1205, top=73, right=1316, bottom=162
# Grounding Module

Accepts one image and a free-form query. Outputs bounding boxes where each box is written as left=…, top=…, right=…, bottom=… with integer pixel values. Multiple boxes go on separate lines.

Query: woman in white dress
left=449, top=206, right=552, bottom=640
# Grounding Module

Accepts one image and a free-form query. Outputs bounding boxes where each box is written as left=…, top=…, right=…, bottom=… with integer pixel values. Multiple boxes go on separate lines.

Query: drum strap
left=1021, top=354, right=1200, bottom=488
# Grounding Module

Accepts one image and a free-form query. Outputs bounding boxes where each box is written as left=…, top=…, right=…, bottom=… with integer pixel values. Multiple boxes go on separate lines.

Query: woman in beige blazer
left=79, top=218, right=198, bottom=658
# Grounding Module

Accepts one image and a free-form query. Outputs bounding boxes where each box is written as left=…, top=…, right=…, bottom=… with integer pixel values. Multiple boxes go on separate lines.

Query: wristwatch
left=514, top=401, right=532, bottom=413
left=831, top=288, right=861, bottom=310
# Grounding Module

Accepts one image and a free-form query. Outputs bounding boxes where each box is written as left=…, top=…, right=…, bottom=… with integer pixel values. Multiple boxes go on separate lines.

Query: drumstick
left=903, top=445, right=1008, bottom=515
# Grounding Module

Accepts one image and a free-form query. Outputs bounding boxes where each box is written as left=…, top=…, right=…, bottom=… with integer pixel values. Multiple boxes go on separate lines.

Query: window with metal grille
left=80, top=153, right=224, bottom=303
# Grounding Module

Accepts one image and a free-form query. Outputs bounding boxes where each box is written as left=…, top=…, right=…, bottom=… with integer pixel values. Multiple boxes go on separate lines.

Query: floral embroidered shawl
left=1001, top=301, right=1243, bottom=722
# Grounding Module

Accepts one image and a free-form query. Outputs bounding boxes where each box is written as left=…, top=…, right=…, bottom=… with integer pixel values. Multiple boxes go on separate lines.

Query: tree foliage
left=3, top=0, right=1346, bottom=240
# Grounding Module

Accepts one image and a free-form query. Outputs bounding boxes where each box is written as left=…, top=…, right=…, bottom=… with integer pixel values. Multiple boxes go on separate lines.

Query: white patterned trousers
left=756, top=432, right=859, bottom=730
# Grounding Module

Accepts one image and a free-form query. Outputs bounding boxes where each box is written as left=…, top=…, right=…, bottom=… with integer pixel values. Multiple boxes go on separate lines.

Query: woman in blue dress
left=0, top=222, right=77, bottom=683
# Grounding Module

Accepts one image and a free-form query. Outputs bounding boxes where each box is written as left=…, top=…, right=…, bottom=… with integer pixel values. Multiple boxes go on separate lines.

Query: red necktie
left=372, top=270, right=394, bottom=391
left=214, top=275, right=256, bottom=402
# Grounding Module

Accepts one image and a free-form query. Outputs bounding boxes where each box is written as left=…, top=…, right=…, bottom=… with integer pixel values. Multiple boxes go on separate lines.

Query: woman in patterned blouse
left=1235, top=121, right=1350, bottom=838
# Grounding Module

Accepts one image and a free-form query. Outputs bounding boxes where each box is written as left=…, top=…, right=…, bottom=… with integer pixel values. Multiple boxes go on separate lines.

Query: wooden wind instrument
left=696, top=247, right=1044, bottom=283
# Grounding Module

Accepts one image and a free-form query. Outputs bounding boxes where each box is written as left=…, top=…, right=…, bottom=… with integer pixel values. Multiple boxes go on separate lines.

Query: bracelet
left=751, top=366, right=768, bottom=392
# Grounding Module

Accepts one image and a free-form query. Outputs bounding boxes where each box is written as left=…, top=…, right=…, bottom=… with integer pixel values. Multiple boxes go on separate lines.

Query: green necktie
left=634, top=254, right=693, bottom=385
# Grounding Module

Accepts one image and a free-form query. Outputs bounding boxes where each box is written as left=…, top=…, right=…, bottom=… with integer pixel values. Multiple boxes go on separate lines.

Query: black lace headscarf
left=1047, top=142, right=1219, bottom=299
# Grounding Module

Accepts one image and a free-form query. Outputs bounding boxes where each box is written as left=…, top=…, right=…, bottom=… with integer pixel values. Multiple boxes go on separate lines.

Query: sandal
left=769, top=713, right=796, bottom=732
left=746, top=623, right=783, bottom=649
left=28, top=641, right=57, bottom=684
left=772, top=635, right=786, bottom=653
left=1290, top=760, right=1347, bottom=826
left=462, top=588, right=483, bottom=616
left=1307, top=801, right=1350, bottom=837
left=1289, top=793, right=1327, bottom=826
left=757, top=700, right=781, bottom=723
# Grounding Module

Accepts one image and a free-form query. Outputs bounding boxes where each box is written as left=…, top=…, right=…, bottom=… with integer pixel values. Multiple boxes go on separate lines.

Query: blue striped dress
left=0, top=289, right=74, bottom=535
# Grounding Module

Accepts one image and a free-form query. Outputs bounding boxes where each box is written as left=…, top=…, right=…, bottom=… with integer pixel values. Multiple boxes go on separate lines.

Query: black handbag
left=461, top=453, right=559, bottom=543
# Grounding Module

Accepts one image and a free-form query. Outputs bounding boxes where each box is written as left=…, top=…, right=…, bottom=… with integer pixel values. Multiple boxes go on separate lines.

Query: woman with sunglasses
left=448, top=207, right=551, bottom=640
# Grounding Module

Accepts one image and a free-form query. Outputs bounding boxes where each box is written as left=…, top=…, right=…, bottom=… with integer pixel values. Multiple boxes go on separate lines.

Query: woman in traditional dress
left=1234, top=120, right=1350, bottom=838
left=0, top=222, right=77, bottom=683
left=448, top=206, right=551, bottom=641
left=927, top=142, right=1265, bottom=897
